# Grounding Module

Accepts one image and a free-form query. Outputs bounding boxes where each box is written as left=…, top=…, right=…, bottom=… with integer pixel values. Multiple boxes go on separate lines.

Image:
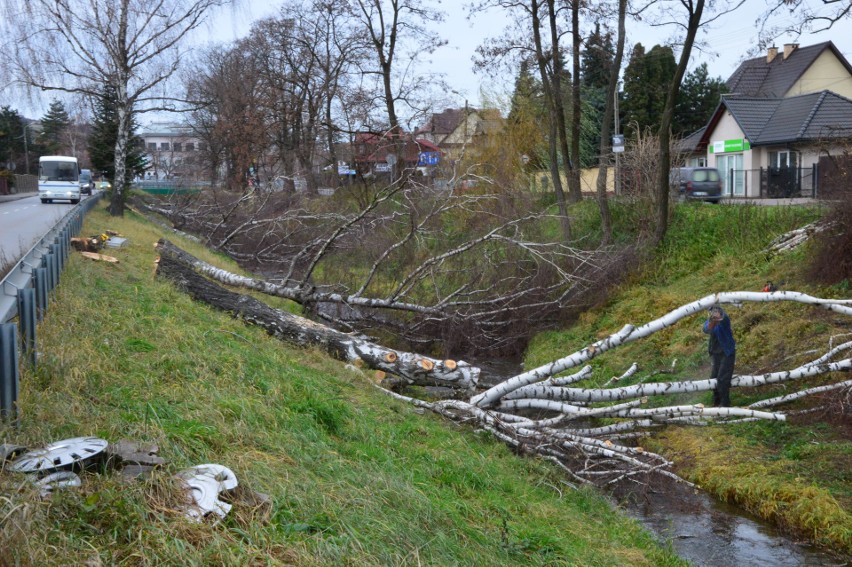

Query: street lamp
left=15, top=122, right=34, bottom=175
left=22, top=123, right=31, bottom=175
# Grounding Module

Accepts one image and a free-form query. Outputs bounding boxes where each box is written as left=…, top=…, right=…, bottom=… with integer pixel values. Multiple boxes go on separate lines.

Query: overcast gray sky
left=5, top=0, right=849, bottom=119
left=204, top=0, right=852, bottom=110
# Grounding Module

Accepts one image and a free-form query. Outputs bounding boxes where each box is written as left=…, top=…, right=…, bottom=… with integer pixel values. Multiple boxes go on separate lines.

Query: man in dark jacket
left=703, top=305, right=736, bottom=407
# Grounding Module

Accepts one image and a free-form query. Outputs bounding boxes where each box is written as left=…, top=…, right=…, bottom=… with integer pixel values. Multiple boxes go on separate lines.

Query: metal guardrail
left=0, top=194, right=103, bottom=421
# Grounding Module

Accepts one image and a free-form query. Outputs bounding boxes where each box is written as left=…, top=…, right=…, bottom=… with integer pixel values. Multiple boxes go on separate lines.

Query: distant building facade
left=138, top=122, right=207, bottom=182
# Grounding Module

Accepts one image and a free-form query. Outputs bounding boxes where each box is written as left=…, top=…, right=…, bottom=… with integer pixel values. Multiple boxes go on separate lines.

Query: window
left=693, top=169, right=720, bottom=182
left=160, top=142, right=170, bottom=151
left=185, top=142, right=195, bottom=151
left=173, top=142, right=182, bottom=152
left=198, top=143, right=207, bottom=152
left=148, top=142, right=156, bottom=151
left=769, top=150, right=797, bottom=169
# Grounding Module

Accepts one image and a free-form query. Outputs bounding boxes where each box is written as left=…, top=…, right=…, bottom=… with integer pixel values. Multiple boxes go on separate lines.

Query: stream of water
left=614, top=477, right=843, bottom=566
left=473, top=358, right=846, bottom=566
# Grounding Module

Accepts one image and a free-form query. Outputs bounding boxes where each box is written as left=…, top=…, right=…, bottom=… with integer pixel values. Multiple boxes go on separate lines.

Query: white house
left=683, top=42, right=852, bottom=198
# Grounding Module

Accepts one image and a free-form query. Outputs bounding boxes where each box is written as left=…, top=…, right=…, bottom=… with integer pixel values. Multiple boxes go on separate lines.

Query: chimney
left=767, top=46, right=778, bottom=63
left=783, top=43, right=799, bottom=59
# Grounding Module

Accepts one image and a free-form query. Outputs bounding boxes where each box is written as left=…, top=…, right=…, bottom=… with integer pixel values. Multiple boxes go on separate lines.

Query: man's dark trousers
left=711, top=352, right=736, bottom=407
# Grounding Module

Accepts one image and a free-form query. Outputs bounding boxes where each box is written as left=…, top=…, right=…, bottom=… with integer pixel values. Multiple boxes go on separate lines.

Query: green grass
left=0, top=204, right=685, bottom=566
left=526, top=200, right=851, bottom=554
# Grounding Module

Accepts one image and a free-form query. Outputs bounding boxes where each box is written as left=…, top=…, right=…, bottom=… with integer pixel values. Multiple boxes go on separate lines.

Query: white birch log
left=547, top=365, right=593, bottom=386
left=156, top=240, right=479, bottom=390
left=603, top=363, right=639, bottom=387
left=748, top=379, right=852, bottom=409
left=803, top=341, right=852, bottom=367
left=471, top=291, right=852, bottom=407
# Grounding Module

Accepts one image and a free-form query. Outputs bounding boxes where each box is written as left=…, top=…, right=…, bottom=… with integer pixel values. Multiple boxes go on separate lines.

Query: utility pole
left=464, top=99, right=468, bottom=143
left=614, top=82, right=621, bottom=195
left=22, top=123, right=30, bottom=175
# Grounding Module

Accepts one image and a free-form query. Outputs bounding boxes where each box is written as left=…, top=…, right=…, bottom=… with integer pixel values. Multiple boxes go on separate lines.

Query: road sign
left=418, top=151, right=440, bottom=166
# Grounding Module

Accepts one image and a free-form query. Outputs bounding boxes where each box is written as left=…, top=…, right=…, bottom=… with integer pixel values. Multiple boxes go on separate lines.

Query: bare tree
left=473, top=0, right=575, bottom=239
left=4, top=0, right=237, bottom=216
left=651, top=0, right=705, bottom=243
left=636, top=0, right=748, bottom=243
left=155, top=240, right=852, bottom=484
left=186, top=43, right=266, bottom=191
left=349, top=0, right=446, bottom=132
left=593, top=0, right=627, bottom=245
left=758, top=0, right=852, bottom=44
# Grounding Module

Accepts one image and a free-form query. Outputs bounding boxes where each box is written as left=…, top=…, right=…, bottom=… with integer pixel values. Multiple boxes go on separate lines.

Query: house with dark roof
left=352, top=130, right=443, bottom=177
left=416, top=107, right=504, bottom=161
left=683, top=42, right=852, bottom=198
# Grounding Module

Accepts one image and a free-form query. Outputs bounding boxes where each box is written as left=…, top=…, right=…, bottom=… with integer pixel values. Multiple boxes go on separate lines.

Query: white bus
left=38, top=156, right=81, bottom=204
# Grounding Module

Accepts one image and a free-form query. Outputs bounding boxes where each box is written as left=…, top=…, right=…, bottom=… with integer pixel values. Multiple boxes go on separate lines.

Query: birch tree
left=155, top=240, right=852, bottom=484
left=4, top=0, right=236, bottom=216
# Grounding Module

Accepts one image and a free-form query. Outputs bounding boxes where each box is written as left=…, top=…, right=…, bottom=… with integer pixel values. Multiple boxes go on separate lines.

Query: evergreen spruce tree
left=87, top=85, right=146, bottom=188
left=674, top=63, right=728, bottom=136
left=621, top=43, right=676, bottom=136
left=38, top=99, right=70, bottom=155
left=581, top=24, right=616, bottom=167
left=581, top=23, right=614, bottom=92
left=0, top=106, right=28, bottom=173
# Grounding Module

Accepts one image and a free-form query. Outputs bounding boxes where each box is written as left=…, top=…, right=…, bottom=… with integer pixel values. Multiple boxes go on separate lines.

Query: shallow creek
left=473, top=359, right=844, bottom=566
left=613, top=476, right=841, bottom=566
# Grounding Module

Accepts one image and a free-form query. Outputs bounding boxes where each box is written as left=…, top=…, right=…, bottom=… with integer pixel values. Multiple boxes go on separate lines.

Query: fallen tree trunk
left=155, top=239, right=479, bottom=391
left=155, top=236, right=852, bottom=485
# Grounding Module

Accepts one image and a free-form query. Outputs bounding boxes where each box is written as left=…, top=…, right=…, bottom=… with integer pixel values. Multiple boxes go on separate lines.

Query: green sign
left=710, top=139, right=750, bottom=153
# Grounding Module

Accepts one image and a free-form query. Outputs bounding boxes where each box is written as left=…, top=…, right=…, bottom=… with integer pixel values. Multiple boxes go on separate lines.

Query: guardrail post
left=43, top=252, right=56, bottom=293
left=35, top=267, right=48, bottom=321
left=53, top=240, right=64, bottom=273
left=17, top=288, right=36, bottom=367
left=0, top=324, right=20, bottom=423
left=60, top=229, right=69, bottom=263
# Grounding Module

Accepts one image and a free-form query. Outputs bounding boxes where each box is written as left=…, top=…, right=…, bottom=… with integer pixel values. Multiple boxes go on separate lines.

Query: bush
left=807, top=195, right=852, bottom=287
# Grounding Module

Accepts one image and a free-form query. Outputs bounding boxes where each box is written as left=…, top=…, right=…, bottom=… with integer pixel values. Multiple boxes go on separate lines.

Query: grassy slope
left=526, top=202, right=851, bottom=555
left=0, top=204, right=685, bottom=566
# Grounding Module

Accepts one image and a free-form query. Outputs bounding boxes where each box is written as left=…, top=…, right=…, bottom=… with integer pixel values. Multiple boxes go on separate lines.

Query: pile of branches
left=139, top=181, right=635, bottom=356
left=155, top=240, right=852, bottom=486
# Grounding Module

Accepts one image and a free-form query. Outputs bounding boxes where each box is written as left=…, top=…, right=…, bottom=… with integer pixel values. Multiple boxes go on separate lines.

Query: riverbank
left=0, top=204, right=685, bottom=565
left=525, top=202, right=851, bottom=558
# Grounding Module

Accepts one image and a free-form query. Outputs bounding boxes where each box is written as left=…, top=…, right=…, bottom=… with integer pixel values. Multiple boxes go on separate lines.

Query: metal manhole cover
left=9, top=437, right=108, bottom=473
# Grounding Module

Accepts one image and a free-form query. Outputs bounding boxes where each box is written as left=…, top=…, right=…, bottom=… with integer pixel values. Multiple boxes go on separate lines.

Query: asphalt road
left=0, top=194, right=79, bottom=264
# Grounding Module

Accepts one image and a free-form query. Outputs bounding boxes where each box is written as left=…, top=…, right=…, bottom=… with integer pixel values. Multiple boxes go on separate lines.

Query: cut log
left=71, top=237, right=103, bottom=252
left=155, top=239, right=479, bottom=391
left=80, top=251, right=119, bottom=263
